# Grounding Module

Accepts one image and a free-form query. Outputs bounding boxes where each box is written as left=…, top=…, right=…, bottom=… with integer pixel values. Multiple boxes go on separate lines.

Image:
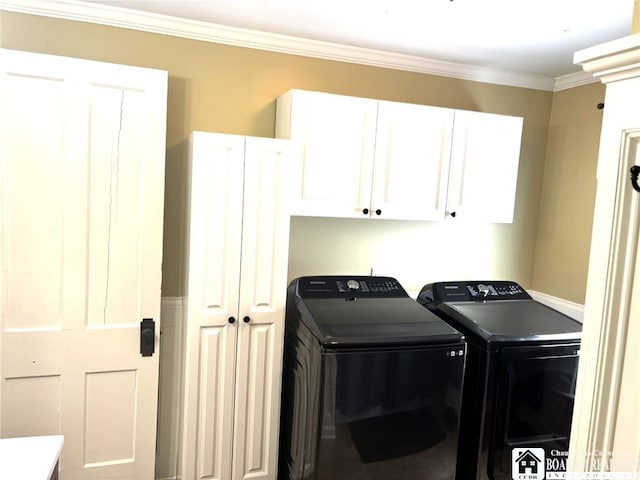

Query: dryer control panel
left=296, top=275, right=408, bottom=299
left=418, top=280, right=531, bottom=305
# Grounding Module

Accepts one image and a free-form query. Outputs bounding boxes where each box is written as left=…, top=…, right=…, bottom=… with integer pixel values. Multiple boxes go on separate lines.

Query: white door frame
left=571, top=36, right=640, bottom=473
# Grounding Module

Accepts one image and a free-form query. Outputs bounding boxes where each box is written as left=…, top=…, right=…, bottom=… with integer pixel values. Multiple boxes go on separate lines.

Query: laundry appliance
left=418, top=280, right=582, bottom=480
left=279, top=275, right=466, bottom=480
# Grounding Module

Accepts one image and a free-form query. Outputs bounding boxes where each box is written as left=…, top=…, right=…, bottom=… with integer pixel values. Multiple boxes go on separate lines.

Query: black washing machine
left=417, top=281, right=582, bottom=480
left=279, top=276, right=466, bottom=480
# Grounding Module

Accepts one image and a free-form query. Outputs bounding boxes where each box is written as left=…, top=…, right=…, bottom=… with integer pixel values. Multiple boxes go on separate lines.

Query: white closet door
left=0, top=49, right=167, bottom=479
left=234, top=137, right=290, bottom=480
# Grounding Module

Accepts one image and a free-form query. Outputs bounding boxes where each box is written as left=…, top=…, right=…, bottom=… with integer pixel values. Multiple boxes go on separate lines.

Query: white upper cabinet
left=447, top=110, right=524, bottom=223
left=276, top=89, right=523, bottom=223
left=276, top=90, right=378, bottom=218
left=373, top=100, right=454, bottom=220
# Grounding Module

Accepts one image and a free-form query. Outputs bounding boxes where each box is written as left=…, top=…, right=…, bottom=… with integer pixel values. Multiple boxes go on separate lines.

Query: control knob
left=346, top=279, right=360, bottom=290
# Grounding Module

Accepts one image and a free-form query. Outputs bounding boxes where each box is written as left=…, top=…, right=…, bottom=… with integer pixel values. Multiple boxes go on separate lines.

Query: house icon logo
left=512, top=448, right=545, bottom=480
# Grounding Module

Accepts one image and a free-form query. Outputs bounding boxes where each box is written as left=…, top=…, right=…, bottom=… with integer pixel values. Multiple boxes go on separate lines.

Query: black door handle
left=140, top=318, right=155, bottom=357
left=631, top=166, right=640, bottom=192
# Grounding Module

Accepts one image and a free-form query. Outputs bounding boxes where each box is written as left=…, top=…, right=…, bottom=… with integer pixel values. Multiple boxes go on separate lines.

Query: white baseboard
left=529, top=290, right=584, bottom=322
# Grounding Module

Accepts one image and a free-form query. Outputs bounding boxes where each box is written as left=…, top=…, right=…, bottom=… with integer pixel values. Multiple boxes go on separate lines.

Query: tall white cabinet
left=179, top=132, right=291, bottom=480
left=276, top=89, right=523, bottom=223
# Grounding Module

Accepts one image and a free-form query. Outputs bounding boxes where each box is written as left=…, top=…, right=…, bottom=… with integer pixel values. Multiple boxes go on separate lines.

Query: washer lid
left=439, top=300, right=582, bottom=344
left=295, top=297, right=464, bottom=347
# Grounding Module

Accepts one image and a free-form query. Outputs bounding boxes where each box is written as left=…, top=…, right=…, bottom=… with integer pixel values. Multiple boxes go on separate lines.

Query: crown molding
left=553, top=70, right=599, bottom=91
left=574, top=33, right=640, bottom=84
left=1, top=0, right=561, bottom=91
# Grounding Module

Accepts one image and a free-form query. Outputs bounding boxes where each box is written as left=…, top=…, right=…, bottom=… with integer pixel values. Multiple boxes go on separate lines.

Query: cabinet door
left=448, top=110, right=523, bottom=223
left=0, top=49, right=166, bottom=480
left=373, top=101, right=454, bottom=220
left=181, top=132, right=245, bottom=480
left=233, top=138, right=291, bottom=480
left=276, top=90, right=378, bottom=218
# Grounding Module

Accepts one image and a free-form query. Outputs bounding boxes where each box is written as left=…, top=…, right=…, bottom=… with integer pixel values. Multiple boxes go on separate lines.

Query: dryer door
left=489, top=344, right=580, bottom=480
left=315, top=344, right=465, bottom=480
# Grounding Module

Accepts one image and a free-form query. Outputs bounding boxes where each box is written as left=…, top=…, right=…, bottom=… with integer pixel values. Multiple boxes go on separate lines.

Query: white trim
left=574, top=33, right=640, bottom=84
left=156, top=297, right=183, bottom=480
left=159, top=296, right=183, bottom=327
left=570, top=35, right=640, bottom=470
left=0, top=0, right=561, bottom=91
left=528, top=290, right=585, bottom=322
left=554, top=70, right=600, bottom=91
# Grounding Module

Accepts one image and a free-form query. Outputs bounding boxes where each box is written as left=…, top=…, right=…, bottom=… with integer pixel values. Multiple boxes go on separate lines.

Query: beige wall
left=531, top=83, right=604, bottom=303
left=2, top=11, right=568, bottom=297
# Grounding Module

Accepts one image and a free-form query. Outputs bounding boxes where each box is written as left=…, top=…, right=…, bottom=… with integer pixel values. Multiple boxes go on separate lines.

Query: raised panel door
left=277, top=90, right=377, bottom=218
left=181, top=132, right=245, bottom=480
left=373, top=101, right=454, bottom=220
left=0, top=49, right=167, bottom=479
left=447, top=110, right=523, bottom=223
left=233, top=137, right=290, bottom=480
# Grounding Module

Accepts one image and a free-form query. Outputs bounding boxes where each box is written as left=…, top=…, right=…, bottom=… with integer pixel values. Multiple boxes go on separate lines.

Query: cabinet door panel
left=234, top=137, right=290, bottom=480
left=181, top=132, right=245, bottom=480
left=186, top=132, right=245, bottom=319
left=278, top=91, right=377, bottom=218
left=196, top=326, right=238, bottom=480
left=448, top=110, right=523, bottom=223
left=233, top=322, right=281, bottom=480
left=239, top=137, right=291, bottom=316
left=373, top=101, right=454, bottom=220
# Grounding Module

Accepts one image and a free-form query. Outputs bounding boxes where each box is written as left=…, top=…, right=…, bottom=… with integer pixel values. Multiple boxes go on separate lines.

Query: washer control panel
left=296, top=276, right=407, bottom=298
left=419, top=280, right=531, bottom=304
left=466, top=282, right=527, bottom=298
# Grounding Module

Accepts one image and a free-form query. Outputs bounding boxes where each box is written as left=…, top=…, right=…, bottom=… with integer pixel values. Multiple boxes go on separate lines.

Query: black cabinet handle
left=243, top=316, right=251, bottom=323
left=450, top=211, right=457, bottom=218
left=228, top=316, right=236, bottom=324
left=362, top=208, right=369, bottom=215
left=375, top=209, right=382, bottom=216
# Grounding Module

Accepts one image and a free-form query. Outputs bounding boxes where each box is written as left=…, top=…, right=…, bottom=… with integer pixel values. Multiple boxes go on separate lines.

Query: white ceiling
left=75, top=0, right=635, bottom=79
